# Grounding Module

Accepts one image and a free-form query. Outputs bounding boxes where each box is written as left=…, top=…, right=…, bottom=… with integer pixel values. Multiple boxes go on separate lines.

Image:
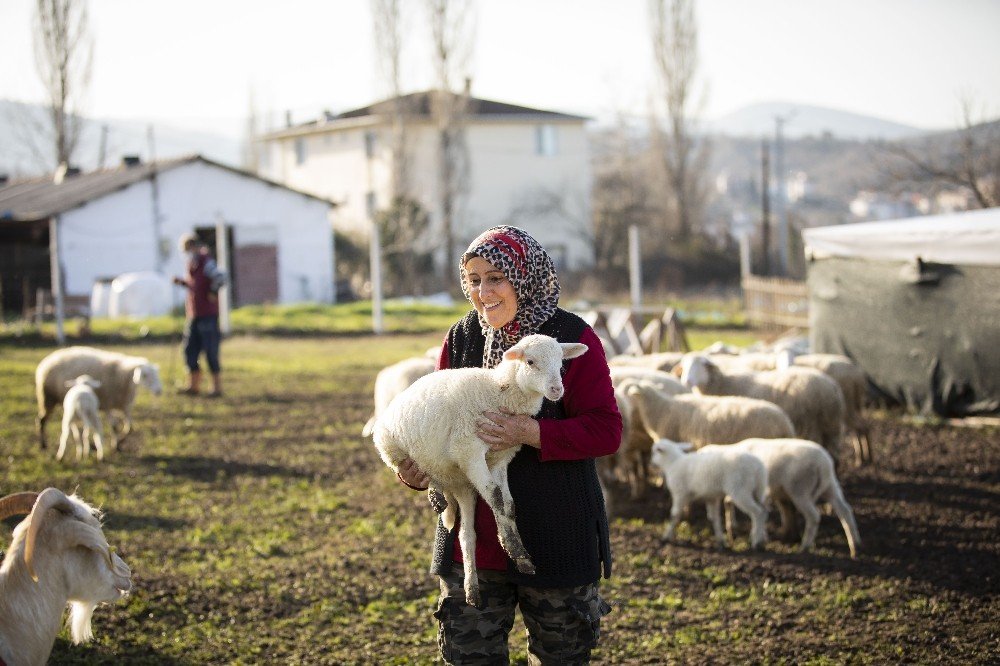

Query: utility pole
left=628, top=225, right=642, bottom=311
left=761, top=138, right=771, bottom=277
left=774, top=114, right=790, bottom=276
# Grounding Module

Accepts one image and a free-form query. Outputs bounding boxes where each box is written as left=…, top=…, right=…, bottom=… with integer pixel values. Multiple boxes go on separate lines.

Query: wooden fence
left=742, top=275, right=809, bottom=331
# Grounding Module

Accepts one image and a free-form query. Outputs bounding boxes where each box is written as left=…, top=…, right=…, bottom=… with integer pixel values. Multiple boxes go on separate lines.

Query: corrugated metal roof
left=0, top=155, right=335, bottom=222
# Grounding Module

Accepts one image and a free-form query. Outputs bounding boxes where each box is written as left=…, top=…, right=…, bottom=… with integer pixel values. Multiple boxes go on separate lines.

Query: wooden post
left=628, top=225, right=642, bottom=311
left=370, top=221, right=384, bottom=334
left=215, top=215, right=231, bottom=335
left=48, top=216, right=65, bottom=345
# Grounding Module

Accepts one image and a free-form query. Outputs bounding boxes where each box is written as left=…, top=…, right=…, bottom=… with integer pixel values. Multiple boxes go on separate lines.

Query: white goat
left=650, top=439, right=769, bottom=550
left=36, top=346, right=162, bottom=450
left=57, top=375, right=105, bottom=462
left=0, top=488, right=132, bottom=666
left=729, top=438, right=862, bottom=558
left=372, top=334, right=588, bottom=606
left=679, top=354, right=846, bottom=461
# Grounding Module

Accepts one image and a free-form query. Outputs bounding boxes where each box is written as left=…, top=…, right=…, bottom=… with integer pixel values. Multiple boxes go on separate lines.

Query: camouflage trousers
left=434, top=565, right=612, bottom=665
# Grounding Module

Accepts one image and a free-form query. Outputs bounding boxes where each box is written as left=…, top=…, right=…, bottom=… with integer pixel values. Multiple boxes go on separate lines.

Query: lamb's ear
left=671, top=363, right=683, bottom=377
left=87, top=379, right=102, bottom=389
left=65, top=379, right=76, bottom=388
left=503, top=348, right=525, bottom=362
left=560, top=343, right=588, bottom=360
left=132, top=366, right=143, bottom=383
left=677, top=441, right=695, bottom=452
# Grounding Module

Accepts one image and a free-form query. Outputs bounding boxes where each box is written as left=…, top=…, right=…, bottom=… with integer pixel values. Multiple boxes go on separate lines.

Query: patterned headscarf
left=460, top=225, right=561, bottom=368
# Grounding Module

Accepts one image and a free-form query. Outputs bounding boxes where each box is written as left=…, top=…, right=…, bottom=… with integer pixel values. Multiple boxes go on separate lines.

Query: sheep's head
left=678, top=354, right=715, bottom=391
left=1, top=488, right=132, bottom=644
left=133, top=363, right=163, bottom=396
left=64, top=374, right=102, bottom=390
left=649, top=438, right=692, bottom=470
left=502, top=335, right=587, bottom=402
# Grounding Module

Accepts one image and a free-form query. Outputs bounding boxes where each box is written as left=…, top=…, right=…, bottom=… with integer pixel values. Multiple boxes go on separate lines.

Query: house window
left=365, top=191, right=377, bottom=218
left=294, top=137, right=307, bottom=165
left=535, top=124, right=557, bottom=156
left=364, top=131, right=377, bottom=158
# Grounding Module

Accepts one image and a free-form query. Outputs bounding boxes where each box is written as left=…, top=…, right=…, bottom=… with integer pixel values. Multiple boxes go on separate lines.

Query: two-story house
left=258, top=91, right=593, bottom=274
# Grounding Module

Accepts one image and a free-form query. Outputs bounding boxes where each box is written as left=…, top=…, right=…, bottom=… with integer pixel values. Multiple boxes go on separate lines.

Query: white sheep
left=57, top=375, right=106, bottom=462
left=679, top=354, right=846, bottom=461
left=361, top=355, right=436, bottom=437
left=608, top=351, right=685, bottom=373
left=371, top=334, right=588, bottom=607
left=607, top=371, right=690, bottom=498
left=728, top=438, right=862, bottom=558
left=649, top=439, right=769, bottom=550
left=0, top=488, right=132, bottom=666
left=35, top=346, right=163, bottom=450
left=625, top=381, right=795, bottom=447
left=778, top=350, right=873, bottom=465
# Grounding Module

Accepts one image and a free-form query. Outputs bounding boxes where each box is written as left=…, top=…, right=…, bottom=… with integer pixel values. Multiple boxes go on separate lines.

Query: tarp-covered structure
left=803, top=208, right=1000, bottom=416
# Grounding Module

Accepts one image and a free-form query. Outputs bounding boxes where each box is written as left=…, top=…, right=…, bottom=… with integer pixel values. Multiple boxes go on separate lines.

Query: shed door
left=233, top=244, right=278, bottom=306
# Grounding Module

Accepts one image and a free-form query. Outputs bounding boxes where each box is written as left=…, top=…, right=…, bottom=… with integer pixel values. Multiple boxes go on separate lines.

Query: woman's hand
left=397, top=457, right=430, bottom=490
left=476, top=410, right=541, bottom=451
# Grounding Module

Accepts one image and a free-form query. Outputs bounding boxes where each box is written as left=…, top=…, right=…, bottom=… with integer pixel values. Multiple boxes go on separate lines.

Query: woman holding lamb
left=395, top=225, right=622, bottom=665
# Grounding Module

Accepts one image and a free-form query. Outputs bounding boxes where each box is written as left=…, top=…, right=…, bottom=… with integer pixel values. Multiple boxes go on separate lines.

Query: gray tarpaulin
left=803, top=210, right=1000, bottom=417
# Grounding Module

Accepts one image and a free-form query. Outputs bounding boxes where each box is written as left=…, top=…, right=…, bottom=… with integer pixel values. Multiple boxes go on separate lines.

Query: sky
left=2, top=0, right=999, bottom=138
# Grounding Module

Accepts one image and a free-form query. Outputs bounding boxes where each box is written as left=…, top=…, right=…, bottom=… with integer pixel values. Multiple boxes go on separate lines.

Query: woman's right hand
left=398, top=457, right=430, bottom=490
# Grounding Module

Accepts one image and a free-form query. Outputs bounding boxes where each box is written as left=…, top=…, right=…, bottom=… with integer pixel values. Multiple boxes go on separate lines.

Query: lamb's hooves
left=515, top=557, right=535, bottom=575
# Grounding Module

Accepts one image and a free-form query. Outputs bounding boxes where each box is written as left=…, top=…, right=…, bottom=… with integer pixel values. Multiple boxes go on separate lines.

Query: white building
left=258, top=91, right=594, bottom=272
left=0, top=155, right=336, bottom=317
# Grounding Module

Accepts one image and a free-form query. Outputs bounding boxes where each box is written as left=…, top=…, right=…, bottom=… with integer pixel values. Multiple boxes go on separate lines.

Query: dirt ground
left=592, top=414, right=1000, bottom=664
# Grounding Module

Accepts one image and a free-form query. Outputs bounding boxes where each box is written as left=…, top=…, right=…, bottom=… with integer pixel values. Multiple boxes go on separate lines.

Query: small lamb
left=650, top=438, right=768, bottom=550
left=729, top=438, right=861, bottom=558
left=372, top=334, right=588, bottom=606
left=57, top=375, right=105, bottom=462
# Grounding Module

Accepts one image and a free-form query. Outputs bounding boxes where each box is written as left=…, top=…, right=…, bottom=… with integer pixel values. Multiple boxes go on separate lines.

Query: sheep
left=608, top=351, right=685, bottom=373
left=777, top=350, right=873, bottom=466
left=607, top=372, right=690, bottom=498
left=361, top=355, right=437, bottom=437
left=57, top=375, right=106, bottom=462
left=728, top=438, right=861, bottom=558
left=371, top=334, right=588, bottom=607
left=625, top=381, right=796, bottom=448
left=678, top=354, right=846, bottom=461
left=649, top=439, right=769, bottom=550
left=35, top=346, right=163, bottom=450
left=0, top=488, right=132, bottom=666
left=596, top=386, right=634, bottom=516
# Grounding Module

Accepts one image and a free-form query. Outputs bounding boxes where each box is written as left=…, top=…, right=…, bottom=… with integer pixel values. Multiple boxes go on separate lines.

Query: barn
left=0, top=155, right=337, bottom=321
left=803, top=208, right=1000, bottom=416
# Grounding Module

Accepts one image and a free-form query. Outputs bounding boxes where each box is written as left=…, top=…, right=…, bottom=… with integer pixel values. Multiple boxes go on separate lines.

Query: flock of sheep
left=365, top=332, right=869, bottom=607
left=2, top=346, right=160, bottom=665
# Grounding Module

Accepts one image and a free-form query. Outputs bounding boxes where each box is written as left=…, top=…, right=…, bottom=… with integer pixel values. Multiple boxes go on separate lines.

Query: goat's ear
left=63, top=521, right=114, bottom=568
left=560, top=343, right=588, bottom=360
left=503, top=348, right=525, bottom=362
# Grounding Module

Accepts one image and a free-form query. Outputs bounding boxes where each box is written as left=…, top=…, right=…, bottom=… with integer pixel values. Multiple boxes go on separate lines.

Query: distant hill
left=704, top=102, right=928, bottom=141
left=0, top=99, right=243, bottom=178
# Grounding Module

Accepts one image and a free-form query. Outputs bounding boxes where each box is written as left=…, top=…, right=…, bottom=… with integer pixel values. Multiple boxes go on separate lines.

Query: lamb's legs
left=451, top=486, right=482, bottom=607
left=706, top=499, right=728, bottom=548
left=662, top=494, right=685, bottom=542
left=789, top=493, right=821, bottom=553
left=824, top=487, right=861, bottom=558
left=56, top=416, right=72, bottom=461
left=729, top=492, right=768, bottom=549
left=463, top=455, right=534, bottom=574
left=91, top=414, right=105, bottom=461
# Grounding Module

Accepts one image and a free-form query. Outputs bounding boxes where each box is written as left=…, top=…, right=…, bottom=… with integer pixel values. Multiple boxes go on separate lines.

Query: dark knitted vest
left=429, top=308, right=613, bottom=587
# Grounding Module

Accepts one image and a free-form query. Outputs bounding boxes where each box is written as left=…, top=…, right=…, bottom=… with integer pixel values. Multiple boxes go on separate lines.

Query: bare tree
left=426, top=0, right=474, bottom=277
left=33, top=0, right=93, bottom=169
left=648, top=0, right=710, bottom=243
left=372, top=0, right=412, bottom=199
left=881, top=100, right=1000, bottom=209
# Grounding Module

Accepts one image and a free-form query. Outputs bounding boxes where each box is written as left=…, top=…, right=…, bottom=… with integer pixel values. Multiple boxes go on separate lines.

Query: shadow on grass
left=135, top=454, right=314, bottom=482
left=108, top=512, right=190, bottom=533
left=50, top=637, right=197, bottom=665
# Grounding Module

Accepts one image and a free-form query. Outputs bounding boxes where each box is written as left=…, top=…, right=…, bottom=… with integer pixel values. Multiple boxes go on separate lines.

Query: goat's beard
left=68, top=601, right=96, bottom=644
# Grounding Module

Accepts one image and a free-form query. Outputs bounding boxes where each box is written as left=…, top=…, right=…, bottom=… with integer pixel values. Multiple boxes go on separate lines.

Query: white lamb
left=729, top=438, right=862, bottom=558
left=361, top=355, right=436, bottom=437
left=625, top=381, right=795, bottom=448
left=36, top=346, right=162, bottom=450
left=0, top=488, right=132, bottom=666
left=57, top=375, right=106, bottom=462
left=371, top=334, right=588, bottom=606
left=650, top=439, right=769, bottom=550
left=679, top=354, right=846, bottom=461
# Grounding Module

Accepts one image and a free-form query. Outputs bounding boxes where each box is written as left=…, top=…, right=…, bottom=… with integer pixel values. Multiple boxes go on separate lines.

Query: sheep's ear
left=88, top=379, right=102, bottom=388
left=65, top=379, right=76, bottom=388
left=132, top=366, right=144, bottom=383
left=677, top=441, right=694, bottom=452
left=671, top=364, right=683, bottom=377
left=560, top=343, right=588, bottom=360
left=503, top=348, right=525, bottom=362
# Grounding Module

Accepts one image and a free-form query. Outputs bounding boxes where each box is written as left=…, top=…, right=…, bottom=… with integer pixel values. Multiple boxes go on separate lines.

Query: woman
left=396, top=225, right=622, bottom=664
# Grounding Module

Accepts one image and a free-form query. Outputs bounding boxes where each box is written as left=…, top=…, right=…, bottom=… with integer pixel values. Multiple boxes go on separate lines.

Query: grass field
left=2, top=332, right=997, bottom=664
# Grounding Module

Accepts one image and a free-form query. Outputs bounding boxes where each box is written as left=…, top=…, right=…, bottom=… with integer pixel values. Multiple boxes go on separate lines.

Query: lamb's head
left=64, top=374, right=102, bottom=390
left=133, top=362, right=163, bottom=396
left=1, top=488, right=132, bottom=644
left=678, top=354, right=716, bottom=391
left=501, top=334, right=587, bottom=402
left=649, top=438, right=693, bottom=470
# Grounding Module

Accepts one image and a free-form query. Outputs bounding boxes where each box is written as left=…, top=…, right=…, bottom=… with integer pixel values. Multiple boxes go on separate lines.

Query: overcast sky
left=2, top=0, right=998, bottom=136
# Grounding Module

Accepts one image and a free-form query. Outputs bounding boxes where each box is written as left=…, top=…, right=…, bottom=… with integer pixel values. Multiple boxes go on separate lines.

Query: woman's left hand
left=476, top=410, right=541, bottom=451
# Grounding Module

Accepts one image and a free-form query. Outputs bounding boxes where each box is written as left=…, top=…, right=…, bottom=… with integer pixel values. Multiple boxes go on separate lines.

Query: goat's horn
left=25, top=488, right=74, bottom=583
left=0, top=492, right=39, bottom=521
